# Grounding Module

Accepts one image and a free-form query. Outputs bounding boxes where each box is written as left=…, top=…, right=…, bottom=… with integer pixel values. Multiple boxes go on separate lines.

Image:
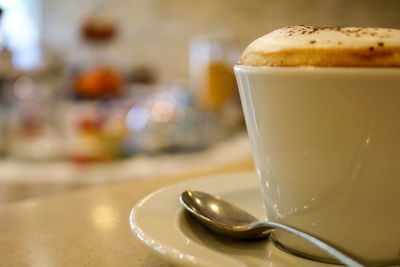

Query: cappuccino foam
left=239, top=26, right=400, bottom=67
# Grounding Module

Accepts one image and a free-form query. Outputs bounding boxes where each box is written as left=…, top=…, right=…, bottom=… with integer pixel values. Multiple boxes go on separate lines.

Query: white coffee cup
left=234, top=65, right=400, bottom=265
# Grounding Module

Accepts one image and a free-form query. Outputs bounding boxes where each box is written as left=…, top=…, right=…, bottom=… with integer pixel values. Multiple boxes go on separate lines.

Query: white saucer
left=129, top=172, right=328, bottom=267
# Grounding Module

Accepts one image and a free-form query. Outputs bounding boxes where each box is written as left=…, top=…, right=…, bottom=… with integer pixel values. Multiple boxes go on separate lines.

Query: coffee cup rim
left=234, top=64, right=400, bottom=74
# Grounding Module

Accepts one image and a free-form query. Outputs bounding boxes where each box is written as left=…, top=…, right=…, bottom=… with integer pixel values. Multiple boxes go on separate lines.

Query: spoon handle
left=259, top=221, right=365, bottom=267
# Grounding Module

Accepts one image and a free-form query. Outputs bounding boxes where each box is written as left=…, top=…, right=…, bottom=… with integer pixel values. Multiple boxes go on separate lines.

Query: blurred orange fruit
left=75, top=67, right=122, bottom=99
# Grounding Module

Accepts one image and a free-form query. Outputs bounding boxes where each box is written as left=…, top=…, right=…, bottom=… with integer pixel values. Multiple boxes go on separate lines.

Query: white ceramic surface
left=234, top=66, right=400, bottom=264
left=129, top=172, right=328, bottom=267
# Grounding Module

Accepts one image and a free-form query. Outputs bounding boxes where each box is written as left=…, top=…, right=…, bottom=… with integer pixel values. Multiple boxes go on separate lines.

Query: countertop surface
left=0, top=157, right=254, bottom=267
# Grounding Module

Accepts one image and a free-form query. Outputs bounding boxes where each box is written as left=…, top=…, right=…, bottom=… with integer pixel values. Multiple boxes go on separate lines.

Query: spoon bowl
left=180, top=190, right=365, bottom=267
left=180, top=190, right=271, bottom=240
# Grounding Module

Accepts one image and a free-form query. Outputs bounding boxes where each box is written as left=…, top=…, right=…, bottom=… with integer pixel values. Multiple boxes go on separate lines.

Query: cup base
left=271, top=235, right=400, bottom=266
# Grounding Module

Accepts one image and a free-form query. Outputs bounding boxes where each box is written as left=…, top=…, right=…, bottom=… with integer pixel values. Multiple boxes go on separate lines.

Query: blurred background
left=0, top=0, right=399, bottom=204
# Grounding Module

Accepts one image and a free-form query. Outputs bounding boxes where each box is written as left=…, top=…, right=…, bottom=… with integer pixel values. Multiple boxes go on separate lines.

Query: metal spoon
left=180, top=190, right=365, bottom=267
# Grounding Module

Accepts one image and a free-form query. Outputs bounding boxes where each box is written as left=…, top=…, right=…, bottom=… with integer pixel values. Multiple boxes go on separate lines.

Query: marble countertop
left=0, top=157, right=254, bottom=266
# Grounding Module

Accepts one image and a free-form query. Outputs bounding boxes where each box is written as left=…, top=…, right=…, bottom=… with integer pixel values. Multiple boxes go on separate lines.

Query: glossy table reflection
left=0, top=158, right=254, bottom=266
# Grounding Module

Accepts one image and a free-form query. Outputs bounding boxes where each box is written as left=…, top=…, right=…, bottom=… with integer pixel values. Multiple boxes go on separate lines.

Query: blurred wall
left=41, top=0, right=400, bottom=82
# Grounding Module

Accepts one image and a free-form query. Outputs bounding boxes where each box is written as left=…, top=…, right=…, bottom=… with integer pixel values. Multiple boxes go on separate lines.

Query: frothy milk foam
left=235, top=26, right=400, bottom=264
left=239, top=25, right=400, bottom=67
